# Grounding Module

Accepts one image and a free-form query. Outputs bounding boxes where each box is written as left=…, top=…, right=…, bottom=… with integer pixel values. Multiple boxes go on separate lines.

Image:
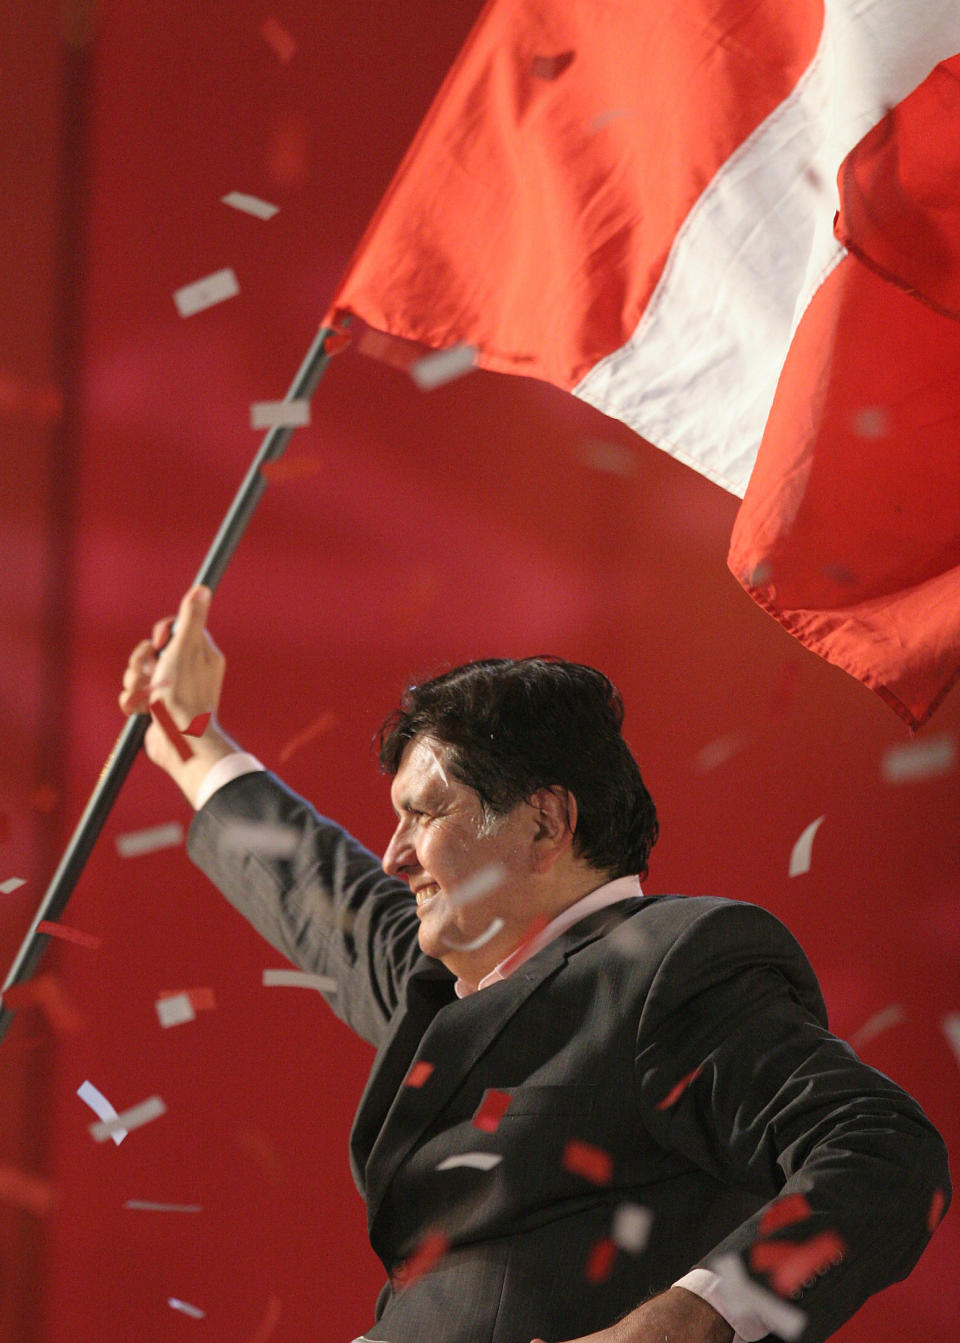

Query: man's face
left=382, top=736, right=541, bottom=986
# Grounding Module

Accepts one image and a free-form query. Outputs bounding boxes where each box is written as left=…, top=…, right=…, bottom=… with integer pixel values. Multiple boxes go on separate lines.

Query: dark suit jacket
left=188, top=771, right=950, bottom=1343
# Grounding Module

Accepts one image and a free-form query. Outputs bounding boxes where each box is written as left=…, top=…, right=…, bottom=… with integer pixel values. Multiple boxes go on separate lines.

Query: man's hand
left=532, top=1287, right=734, bottom=1343
left=119, top=585, right=238, bottom=805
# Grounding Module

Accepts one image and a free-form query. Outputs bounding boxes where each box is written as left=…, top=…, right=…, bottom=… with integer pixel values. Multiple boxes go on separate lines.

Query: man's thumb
left=178, top=584, right=211, bottom=633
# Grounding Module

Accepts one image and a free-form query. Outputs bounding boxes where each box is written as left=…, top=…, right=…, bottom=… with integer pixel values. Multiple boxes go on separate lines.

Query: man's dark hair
left=378, top=657, right=658, bottom=880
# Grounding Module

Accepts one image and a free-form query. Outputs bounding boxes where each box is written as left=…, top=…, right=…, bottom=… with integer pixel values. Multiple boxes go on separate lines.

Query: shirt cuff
left=673, top=1268, right=764, bottom=1343
left=193, top=753, right=266, bottom=812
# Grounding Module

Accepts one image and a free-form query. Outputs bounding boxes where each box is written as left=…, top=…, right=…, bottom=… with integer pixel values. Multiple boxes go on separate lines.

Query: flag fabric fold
left=327, top=0, right=960, bottom=728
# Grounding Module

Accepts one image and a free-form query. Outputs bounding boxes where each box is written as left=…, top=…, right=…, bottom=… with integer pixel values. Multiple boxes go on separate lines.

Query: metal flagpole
left=0, top=323, right=344, bottom=1040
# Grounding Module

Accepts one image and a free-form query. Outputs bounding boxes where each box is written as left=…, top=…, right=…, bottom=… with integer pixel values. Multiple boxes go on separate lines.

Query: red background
left=1, top=4, right=957, bottom=1341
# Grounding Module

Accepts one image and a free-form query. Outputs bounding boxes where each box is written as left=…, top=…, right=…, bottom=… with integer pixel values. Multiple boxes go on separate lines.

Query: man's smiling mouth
left=415, top=883, right=441, bottom=907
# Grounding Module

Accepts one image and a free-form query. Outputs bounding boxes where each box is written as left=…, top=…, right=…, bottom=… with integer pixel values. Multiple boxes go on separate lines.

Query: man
left=120, top=586, right=950, bottom=1343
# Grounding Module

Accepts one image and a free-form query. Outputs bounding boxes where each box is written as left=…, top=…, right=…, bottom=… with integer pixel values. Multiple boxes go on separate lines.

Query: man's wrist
left=164, top=724, right=243, bottom=809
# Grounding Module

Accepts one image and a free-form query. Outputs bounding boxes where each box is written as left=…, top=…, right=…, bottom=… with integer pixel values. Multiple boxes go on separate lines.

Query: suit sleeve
left=633, top=900, right=951, bottom=1343
left=187, top=769, right=424, bottom=1048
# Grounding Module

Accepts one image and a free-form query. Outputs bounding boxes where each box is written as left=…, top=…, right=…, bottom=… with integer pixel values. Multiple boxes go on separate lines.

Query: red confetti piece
left=183, top=711, right=211, bottom=737
left=37, top=920, right=101, bottom=950
left=750, top=1231, right=846, bottom=1297
left=584, top=1236, right=617, bottom=1283
left=655, top=1064, right=703, bottom=1111
left=928, top=1187, right=947, bottom=1232
left=472, top=1089, right=512, bottom=1133
left=260, top=15, right=296, bottom=62
left=260, top=453, right=322, bottom=484
left=561, top=1139, right=612, bottom=1186
left=246, top=1294, right=283, bottom=1343
left=404, top=1061, right=435, bottom=1089
left=2, top=973, right=84, bottom=1034
left=759, top=1194, right=813, bottom=1237
left=322, top=329, right=352, bottom=356
left=149, top=698, right=193, bottom=762
left=393, top=1230, right=449, bottom=1289
left=0, top=1163, right=57, bottom=1215
left=278, top=710, right=337, bottom=763
left=157, top=986, right=216, bottom=1012
left=531, top=51, right=575, bottom=80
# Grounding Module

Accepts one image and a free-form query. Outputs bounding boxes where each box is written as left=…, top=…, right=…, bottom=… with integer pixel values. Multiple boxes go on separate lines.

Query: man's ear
left=530, top=786, right=578, bottom=871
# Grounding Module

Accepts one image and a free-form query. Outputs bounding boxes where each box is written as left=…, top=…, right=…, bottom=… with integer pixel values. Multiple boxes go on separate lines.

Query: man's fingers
left=175, top=585, right=212, bottom=642
left=151, top=615, right=176, bottom=652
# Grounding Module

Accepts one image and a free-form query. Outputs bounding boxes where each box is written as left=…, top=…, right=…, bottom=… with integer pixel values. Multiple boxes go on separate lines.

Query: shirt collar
left=454, top=873, right=643, bottom=997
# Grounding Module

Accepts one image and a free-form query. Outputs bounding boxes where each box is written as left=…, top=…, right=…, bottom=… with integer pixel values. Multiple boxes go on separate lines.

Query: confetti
left=221, top=822, right=301, bottom=859
left=89, top=1095, right=166, bottom=1143
left=404, top=1061, right=435, bottom=1089
left=0, top=876, right=26, bottom=894
left=692, top=732, right=747, bottom=773
left=262, top=969, right=337, bottom=994
left=30, top=784, right=59, bottom=813
left=149, top=698, right=193, bottom=762
left=941, top=1012, right=960, bottom=1071
left=0, top=813, right=9, bottom=843
left=758, top=1194, right=812, bottom=1237
left=747, top=561, right=773, bottom=586
left=575, top=438, right=639, bottom=477
left=0, top=1164, right=56, bottom=1215
left=322, top=329, right=351, bottom=356
left=278, top=710, right=337, bottom=763
left=393, top=1230, right=449, bottom=1288
left=37, top=920, right=101, bottom=949
left=260, top=453, right=322, bottom=483
left=531, top=51, right=576, bottom=80
left=472, top=1089, right=512, bottom=1133
left=221, top=191, right=279, bottom=220
left=409, top=343, right=476, bottom=391
left=848, top=1004, right=905, bottom=1052
left=156, top=993, right=196, bottom=1028
left=788, top=815, right=825, bottom=877
left=435, top=1152, right=502, bottom=1171
left=116, top=821, right=184, bottom=857
left=246, top=1295, right=283, bottom=1343
left=2, top=973, right=83, bottom=1034
left=561, top=1139, right=612, bottom=1185
left=584, top=1237, right=617, bottom=1283
left=851, top=405, right=890, bottom=439
left=881, top=734, right=956, bottom=784
left=77, top=1080, right=127, bottom=1146
left=710, top=1253, right=806, bottom=1339
left=183, top=711, right=211, bottom=737
left=447, top=863, right=508, bottom=909
left=158, top=986, right=215, bottom=1012
left=443, top=917, right=505, bottom=951
left=168, top=1297, right=205, bottom=1320
left=124, top=1200, right=202, bottom=1213
left=928, top=1187, right=947, bottom=1232
left=655, top=1064, right=703, bottom=1111
left=750, top=1230, right=845, bottom=1297
left=173, top=268, right=239, bottom=318
left=260, top=15, right=296, bottom=62
left=611, top=1203, right=652, bottom=1253
left=251, top=399, right=311, bottom=429
left=589, top=108, right=629, bottom=133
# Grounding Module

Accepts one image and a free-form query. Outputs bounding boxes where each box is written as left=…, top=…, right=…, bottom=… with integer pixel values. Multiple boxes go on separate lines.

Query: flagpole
left=0, top=324, right=343, bottom=1040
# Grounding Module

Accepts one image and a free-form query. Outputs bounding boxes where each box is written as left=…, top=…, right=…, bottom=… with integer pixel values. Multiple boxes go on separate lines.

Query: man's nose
left=383, top=823, right=417, bottom=877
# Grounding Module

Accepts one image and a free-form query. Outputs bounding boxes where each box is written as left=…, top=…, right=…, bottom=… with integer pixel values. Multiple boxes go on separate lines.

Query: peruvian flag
left=326, top=0, right=960, bottom=729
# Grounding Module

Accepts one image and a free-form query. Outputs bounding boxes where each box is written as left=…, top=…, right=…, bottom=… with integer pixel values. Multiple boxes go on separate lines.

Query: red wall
left=1, top=4, right=957, bottom=1341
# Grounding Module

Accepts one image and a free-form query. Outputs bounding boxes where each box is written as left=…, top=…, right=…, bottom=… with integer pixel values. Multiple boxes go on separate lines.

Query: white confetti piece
left=881, top=734, right=956, bottom=784
left=849, top=1004, right=905, bottom=1052
left=77, top=1080, right=127, bottom=1147
left=709, top=1253, right=806, bottom=1341
left=941, top=1012, right=960, bottom=1072
left=448, top=863, right=508, bottom=909
left=692, top=731, right=747, bottom=773
left=443, top=918, right=504, bottom=952
left=250, top=399, right=311, bottom=429
left=409, top=342, right=476, bottom=390
left=788, top=815, right=825, bottom=877
left=262, top=969, right=338, bottom=994
left=221, top=822, right=301, bottom=859
left=173, top=268, right=239, bottom=318
left=0, top=877, right=26, bottom=894
left=89, top=1095, right=166, bottom=1143
left=124, top=1200, right=202, bottom=1212
left=221, top=191, right=279, bottom=220
left=168, top=1297, right=205, bottom=1320
left=851, top=405, right=890, bottom=439
left=436, top=1152, right=503, bottom=1171
left=115, top=821, right=184, bottom=858
left=575, top=438, right=639, bottom=477
left=156, top=993, right=196, bottom=1028
left=611, top=1202, right=652, bottom=1253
